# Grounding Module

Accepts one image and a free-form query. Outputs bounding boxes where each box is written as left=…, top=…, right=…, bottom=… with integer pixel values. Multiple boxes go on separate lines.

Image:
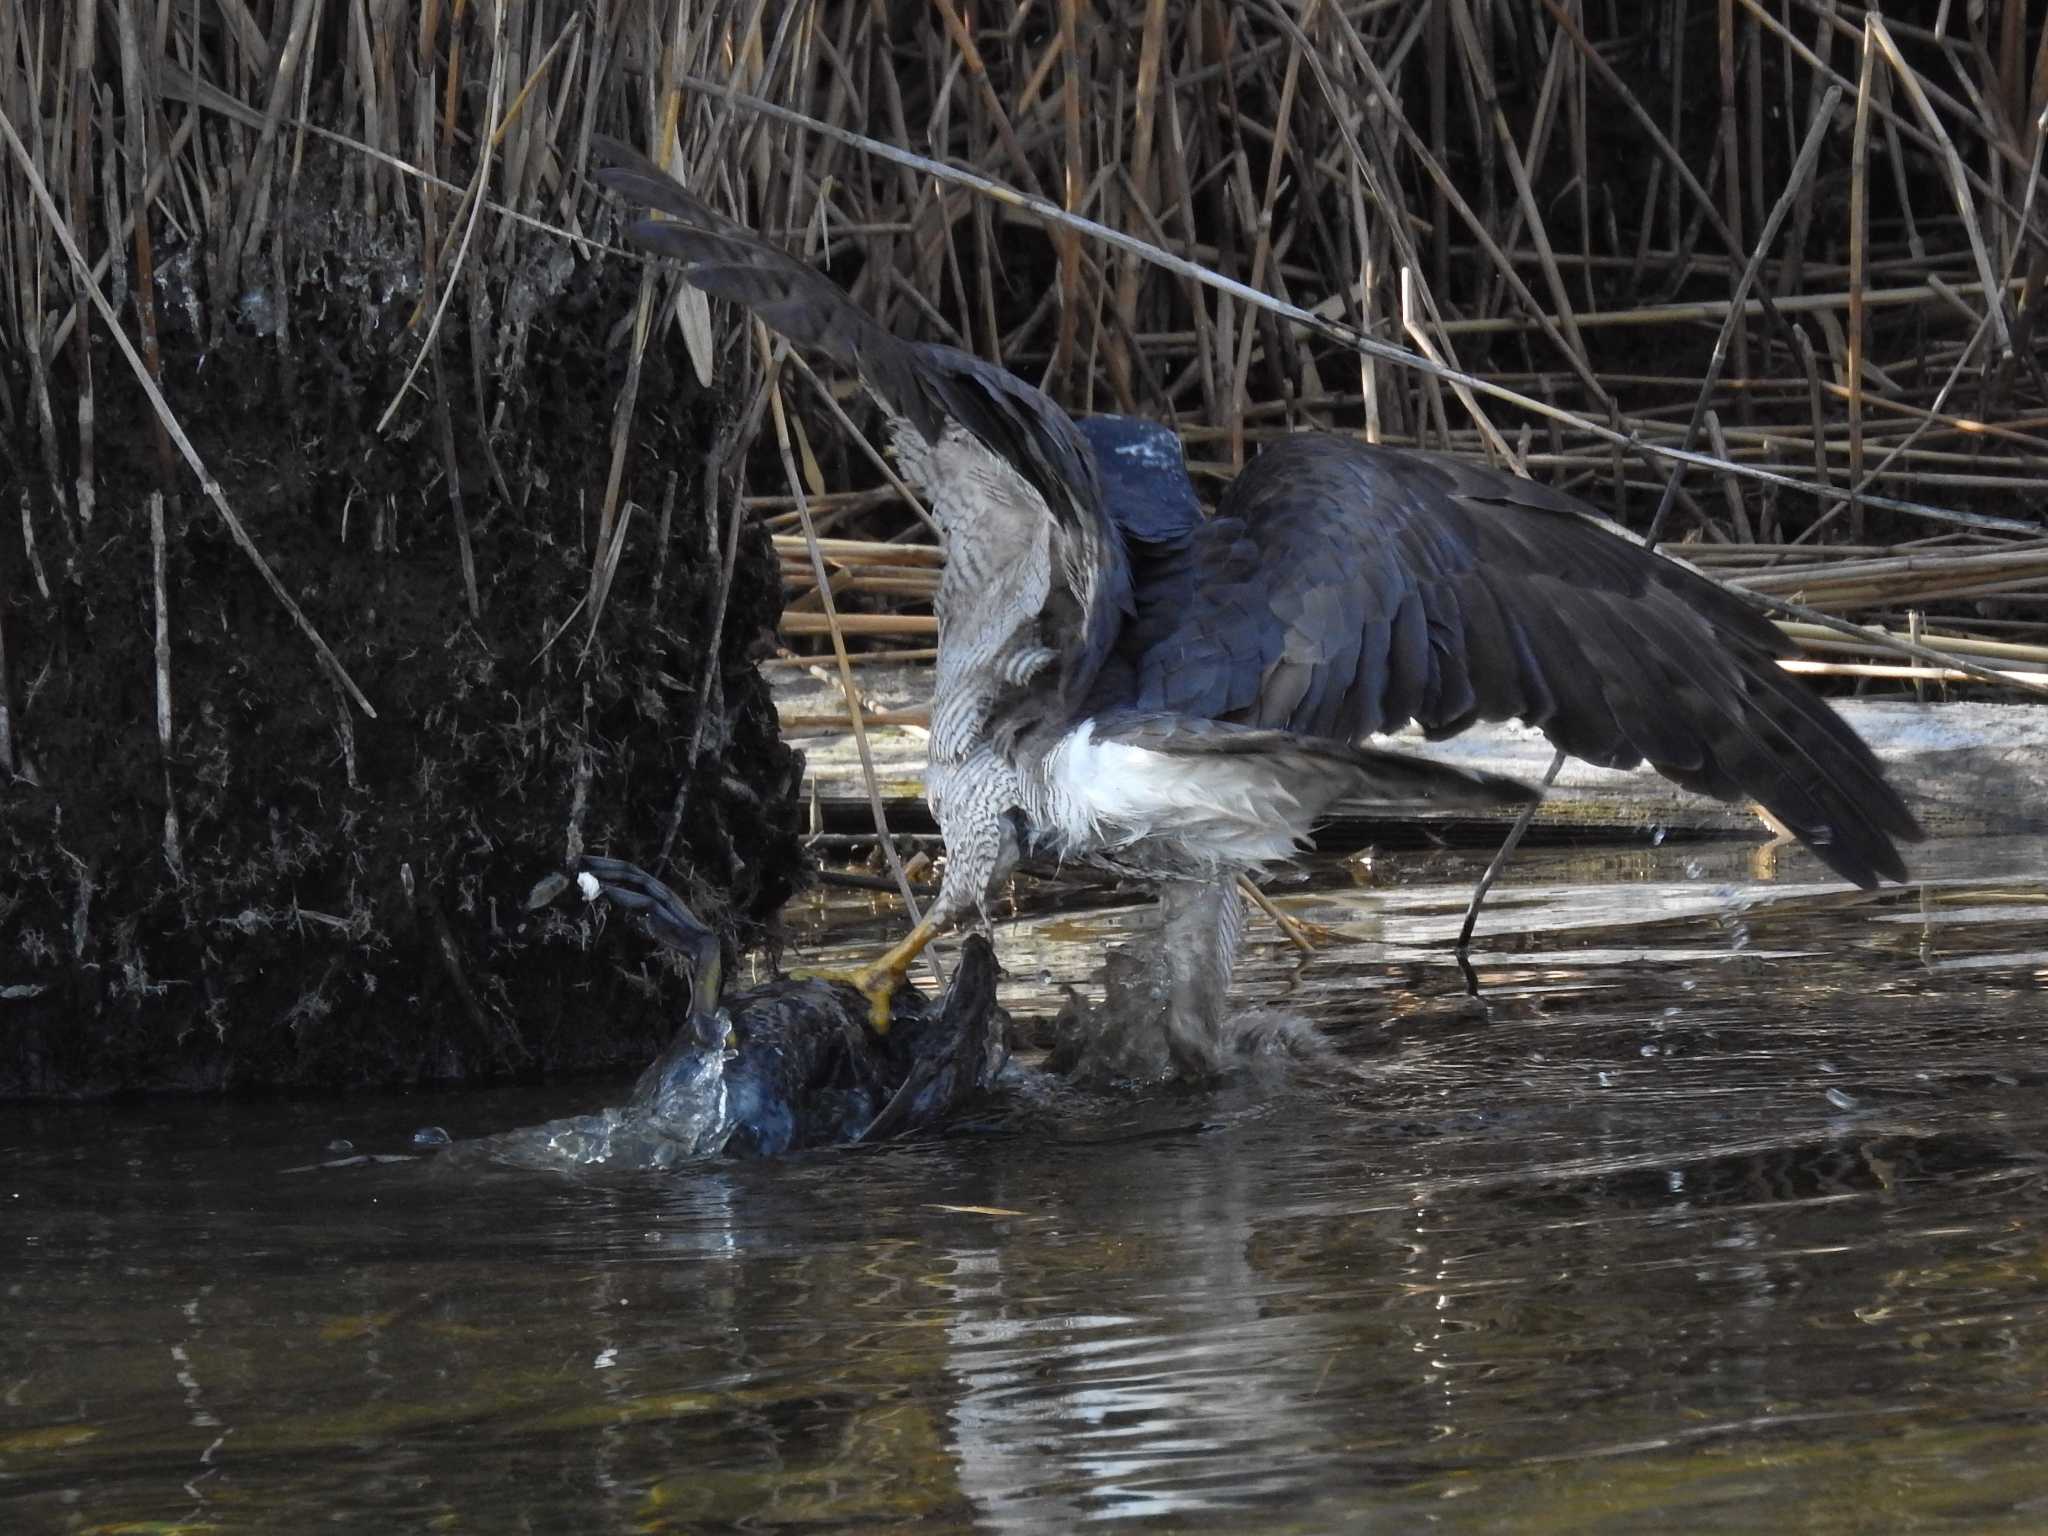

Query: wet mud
left=0, top=166, right=808, bottom=1097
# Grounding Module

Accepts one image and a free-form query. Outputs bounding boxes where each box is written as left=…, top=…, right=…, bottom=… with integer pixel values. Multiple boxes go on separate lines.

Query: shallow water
left=8, top=833, right=2048, bottom=1532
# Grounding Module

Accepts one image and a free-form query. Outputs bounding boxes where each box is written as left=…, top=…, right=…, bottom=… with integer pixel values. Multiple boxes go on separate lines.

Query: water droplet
left=1650, top=824, right=1668, bottom=846
left=1824, top=1087, right=1857, bottom=1110
left=326, top=1138, right=353, bottom=1155
left=411, top=1125, right=452, bottom=1148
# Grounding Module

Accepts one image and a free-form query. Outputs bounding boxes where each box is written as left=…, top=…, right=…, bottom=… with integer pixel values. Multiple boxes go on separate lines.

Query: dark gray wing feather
left=594, top=137, right=1095, bottom=526
left=593, top=140, right=940, bottom=436
left=1116, top=435, right=1921, bottom=887
left=593, top=136, right=1128, bottom=708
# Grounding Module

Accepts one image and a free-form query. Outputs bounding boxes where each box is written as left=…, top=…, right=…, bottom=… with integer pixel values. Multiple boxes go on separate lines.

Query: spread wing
left=593, top=135, right=1128, bottom=707
left=1117, top=434, right=1921, bottom=887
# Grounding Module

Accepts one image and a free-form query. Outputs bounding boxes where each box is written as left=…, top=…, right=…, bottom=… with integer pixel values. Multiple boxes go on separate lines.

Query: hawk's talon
left=1237, top=875, right=1344, bottom=955
left=791, top=957, right=911, bottom=1034
left=793, top=913, right=945, bottom=1035
left=1274, top=910, right=1347, bottom=950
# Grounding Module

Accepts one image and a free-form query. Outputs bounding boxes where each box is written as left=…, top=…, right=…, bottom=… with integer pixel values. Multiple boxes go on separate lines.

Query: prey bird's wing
left=1118, top=435, right=1921, bottom=887
left=855, top=935, right=1004, bottom=1144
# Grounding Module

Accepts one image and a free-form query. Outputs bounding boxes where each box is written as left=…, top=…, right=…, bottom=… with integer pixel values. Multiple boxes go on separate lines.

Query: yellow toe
left=793, top=914, right=942, bottom=1036
left=854, top=967, right=903, bottom=1033
left=790, top=959, right=906, bottom=1035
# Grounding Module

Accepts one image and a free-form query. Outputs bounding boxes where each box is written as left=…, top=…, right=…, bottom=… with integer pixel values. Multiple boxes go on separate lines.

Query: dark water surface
left=7, top=835, right=2048, bottom=1532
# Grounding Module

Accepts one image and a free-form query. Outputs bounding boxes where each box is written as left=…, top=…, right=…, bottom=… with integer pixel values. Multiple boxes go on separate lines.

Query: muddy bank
left=0, top=165, right=807, bottom=1099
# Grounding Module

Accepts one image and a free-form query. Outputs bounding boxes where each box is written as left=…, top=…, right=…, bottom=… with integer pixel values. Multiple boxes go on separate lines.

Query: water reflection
left=6, top=836, right=2048, bottom=1531
left=942, top=1121, right=1339, bottom=1526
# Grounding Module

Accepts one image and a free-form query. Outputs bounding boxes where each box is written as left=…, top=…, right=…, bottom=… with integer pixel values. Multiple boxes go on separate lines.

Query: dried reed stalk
left=10, top=1, right=2048, bottom=835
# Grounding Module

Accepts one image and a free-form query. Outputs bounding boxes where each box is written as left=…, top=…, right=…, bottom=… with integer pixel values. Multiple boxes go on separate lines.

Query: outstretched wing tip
left=1120, top=434, right=1921, bottom=888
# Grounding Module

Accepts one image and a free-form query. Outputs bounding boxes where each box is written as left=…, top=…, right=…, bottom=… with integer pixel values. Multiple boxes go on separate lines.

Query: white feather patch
left=1038, top=722, right=1312, bottom=868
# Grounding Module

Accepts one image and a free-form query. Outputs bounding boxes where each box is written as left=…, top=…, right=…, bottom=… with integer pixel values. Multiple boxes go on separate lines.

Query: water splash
left=1051, top=941, right=1332, bottom=1086
left=452, top=1017, right=739, bottom=1170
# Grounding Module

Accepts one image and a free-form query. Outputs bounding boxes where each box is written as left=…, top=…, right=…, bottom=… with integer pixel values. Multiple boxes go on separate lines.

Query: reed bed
left=10, top=2, right=2047, bottom=718
left=4, top=7, right=2048, bottom=957
left=717, top=1, right=2048, bottom=706
left=4, top=0, right=2044, bottom=1091
left=3, top=0, right=891, bottom=1087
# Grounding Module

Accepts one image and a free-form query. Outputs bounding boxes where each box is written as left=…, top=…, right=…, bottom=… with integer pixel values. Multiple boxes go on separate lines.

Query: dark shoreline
left=1, top=170, right=809, bottom=1099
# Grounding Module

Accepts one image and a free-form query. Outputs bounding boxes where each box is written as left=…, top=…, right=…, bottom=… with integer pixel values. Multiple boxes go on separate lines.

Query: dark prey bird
left=575, top=857, right=1006, bottom=1158
left=595, top=140, right=1920, bottom=1063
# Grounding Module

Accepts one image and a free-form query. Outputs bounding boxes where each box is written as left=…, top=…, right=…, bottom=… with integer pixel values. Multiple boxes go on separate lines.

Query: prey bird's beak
left=570, top=856, right=727, bottom=1047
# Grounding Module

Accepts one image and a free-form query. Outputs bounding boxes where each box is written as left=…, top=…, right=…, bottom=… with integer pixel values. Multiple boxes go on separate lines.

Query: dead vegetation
left=0, top=1, right=839, bottom=1093
left=2, top=2, right=2046, bottom=1089
left=693, top=2, right=2048, bottom=715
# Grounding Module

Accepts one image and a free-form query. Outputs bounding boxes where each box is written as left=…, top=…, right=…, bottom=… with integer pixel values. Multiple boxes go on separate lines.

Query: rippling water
left=7, top=835, right=2048, bottom=1531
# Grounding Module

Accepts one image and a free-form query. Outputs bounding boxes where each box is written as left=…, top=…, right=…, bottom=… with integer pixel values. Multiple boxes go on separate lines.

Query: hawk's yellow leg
left=795, top=913, right=946, bottom=1033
